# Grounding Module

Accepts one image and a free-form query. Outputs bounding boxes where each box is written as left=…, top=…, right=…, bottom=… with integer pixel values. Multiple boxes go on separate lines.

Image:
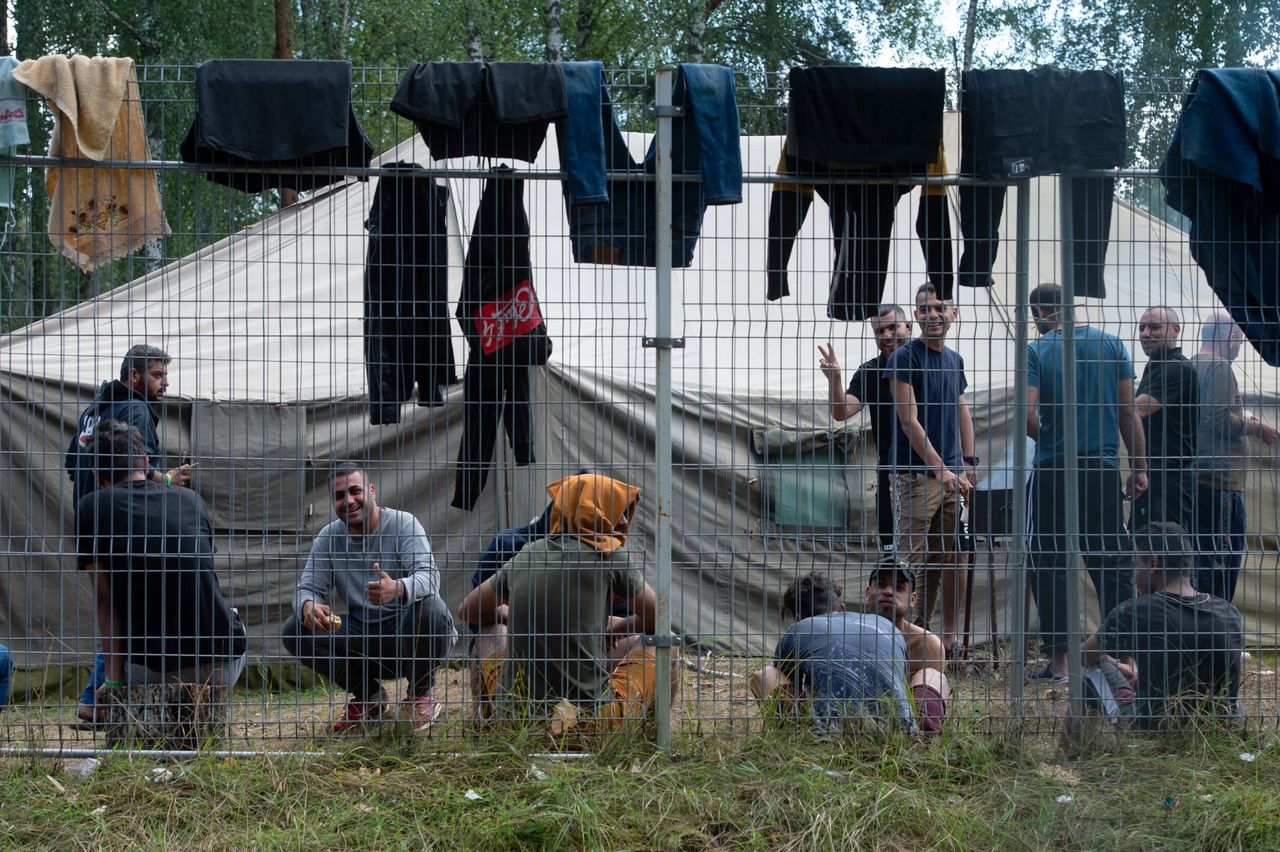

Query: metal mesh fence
left=0, top=62, right=1276, bottom=753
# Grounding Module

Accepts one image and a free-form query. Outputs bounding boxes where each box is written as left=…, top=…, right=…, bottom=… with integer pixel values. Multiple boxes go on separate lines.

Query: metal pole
left=1009, top=179, right=1031, bottom=716
left=651, top=67, right=676, bottom=751
left=1058, top=176, right=1086, bottom=724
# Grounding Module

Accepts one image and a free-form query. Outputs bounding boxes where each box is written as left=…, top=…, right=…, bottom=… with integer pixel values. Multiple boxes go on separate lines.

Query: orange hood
left=547, top=473, right=641, bottom=555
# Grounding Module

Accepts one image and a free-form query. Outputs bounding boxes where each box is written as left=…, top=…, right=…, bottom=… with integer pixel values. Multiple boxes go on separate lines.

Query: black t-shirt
left=847, top=353, right=894, bottom=466
left=1138, top=348, right=1200, bottom=475
left=1095, top=591, right=1243, bottom=730
left=76, top=480, right=244, bottom=672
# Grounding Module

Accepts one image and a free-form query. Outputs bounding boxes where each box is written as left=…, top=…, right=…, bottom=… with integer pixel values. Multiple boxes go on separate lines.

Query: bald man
left=1134, top=306, right=1200, bottom=531
left=1190, top=311, right=1280, bottom=601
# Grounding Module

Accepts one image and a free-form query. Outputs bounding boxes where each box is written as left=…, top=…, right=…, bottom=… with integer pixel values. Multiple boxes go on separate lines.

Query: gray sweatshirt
left=292, top=508, right=439, bottom=624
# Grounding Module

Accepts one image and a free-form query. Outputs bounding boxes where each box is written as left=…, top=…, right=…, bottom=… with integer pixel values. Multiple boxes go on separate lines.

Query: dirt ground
left=3, top=645, right=1276, bottom=752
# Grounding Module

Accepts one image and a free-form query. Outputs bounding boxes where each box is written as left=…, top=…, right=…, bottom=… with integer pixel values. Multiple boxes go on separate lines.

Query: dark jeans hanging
left=958, top=67, right=1125, bottom=295
left=364, top=162, right=457, bottom=425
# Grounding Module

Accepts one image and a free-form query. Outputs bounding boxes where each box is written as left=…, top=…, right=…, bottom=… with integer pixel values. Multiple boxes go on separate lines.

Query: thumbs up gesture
left=366, top=562, right=404, bottom=605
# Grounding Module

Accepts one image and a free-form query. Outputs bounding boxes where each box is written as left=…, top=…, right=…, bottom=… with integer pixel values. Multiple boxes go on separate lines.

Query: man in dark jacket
left=67, top=344, right=193, bottom=723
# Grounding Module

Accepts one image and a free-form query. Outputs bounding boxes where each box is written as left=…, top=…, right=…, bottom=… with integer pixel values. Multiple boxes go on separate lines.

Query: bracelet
left=163, top=473, right=173, bottom=486
left=103, top=678, right=126, bottom=688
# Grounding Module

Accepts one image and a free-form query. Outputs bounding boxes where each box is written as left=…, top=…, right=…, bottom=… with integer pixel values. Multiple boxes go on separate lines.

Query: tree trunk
left=1, top=0, right=9, bottom=56
left=686, top=2, right=706, bottom=63
left=465, top=17, right=484, bottom=61
left=962, top=0, right=979, bottom=69
left=575, top=0, right=595, bottom=56
left=103, top=683, right=230, bottom=749
left=545, top=0, right=563, bottom=62
left=275, top=0, right=298, bottom=209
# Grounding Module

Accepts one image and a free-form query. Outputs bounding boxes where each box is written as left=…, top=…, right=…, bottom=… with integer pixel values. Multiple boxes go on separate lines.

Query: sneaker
left=408, top=695, right=442, bottom=732
left=1027, top=663, right=1068, bottom=685
left=331, top=690, right=387, bottom=733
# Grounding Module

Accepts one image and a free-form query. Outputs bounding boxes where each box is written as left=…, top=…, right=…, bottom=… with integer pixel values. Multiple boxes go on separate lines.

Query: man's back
left=76, top=480, right=241, bottom=671
left=491, top=536, right=645, bottom=708
left=1029, top=326, right=1133, bottom=465
left=1095, top=591, right=1243, bottom=729
left=1190, top=353, right=1246, bottom=489
left=775, top=612, right=914, bottom=733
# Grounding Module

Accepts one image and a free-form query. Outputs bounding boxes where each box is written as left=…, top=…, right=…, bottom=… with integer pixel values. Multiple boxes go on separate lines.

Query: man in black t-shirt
left=1083, top=522, right=1243, bottom=730
left=1134, top=306, right=1200, bottom=530
left=818, top=304, right=912, bottom=553
left=76, top=421, right=246, bottom=700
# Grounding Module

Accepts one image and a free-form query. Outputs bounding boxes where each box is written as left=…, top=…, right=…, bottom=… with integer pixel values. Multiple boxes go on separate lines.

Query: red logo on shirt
left=474, top=280, right=543, bottom=354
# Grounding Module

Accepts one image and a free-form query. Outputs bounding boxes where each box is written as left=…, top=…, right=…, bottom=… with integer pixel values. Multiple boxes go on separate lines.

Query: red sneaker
left=331, top=690, right=387, bottom=733
left=408, top=695, right=442, bottom=732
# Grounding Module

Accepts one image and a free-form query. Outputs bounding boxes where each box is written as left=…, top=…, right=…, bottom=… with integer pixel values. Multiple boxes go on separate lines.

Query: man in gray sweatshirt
left=282, top=462, right=456, bottom=733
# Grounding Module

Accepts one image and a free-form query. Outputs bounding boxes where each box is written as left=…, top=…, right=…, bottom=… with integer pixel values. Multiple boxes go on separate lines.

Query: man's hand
left=302, top=600, right=338, bottom=632
left=935, top=467, right=972, bottom=499
left=817, top=342, right=842, bottom=381
left=166, top=463, right=194, bottom=487
left=1125, top=469, right=1148, bottom=501
left=1249, top=417, right=1280, bottom=446
left=606, top=615, right=634, bottom=649
left=366, top=563, right=404, bottom=606
left=963, top=462, right=978, bottom=487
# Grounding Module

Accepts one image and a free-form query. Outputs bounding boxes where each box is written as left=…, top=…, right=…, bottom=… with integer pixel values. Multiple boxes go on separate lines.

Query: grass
left=1, top=719, right=1279, bottom=850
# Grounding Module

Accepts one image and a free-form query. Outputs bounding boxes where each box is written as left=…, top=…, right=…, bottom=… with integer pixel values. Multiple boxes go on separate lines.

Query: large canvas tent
left=3, top=112, right=1279, bottom=668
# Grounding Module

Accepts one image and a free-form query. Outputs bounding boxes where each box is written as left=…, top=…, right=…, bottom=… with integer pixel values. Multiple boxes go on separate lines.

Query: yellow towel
left=14, top=55, right=170, bottom=273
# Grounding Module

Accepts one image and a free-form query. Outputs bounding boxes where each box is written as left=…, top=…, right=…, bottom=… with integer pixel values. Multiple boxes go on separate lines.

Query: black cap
left=868, top=557, right=916, bottom=589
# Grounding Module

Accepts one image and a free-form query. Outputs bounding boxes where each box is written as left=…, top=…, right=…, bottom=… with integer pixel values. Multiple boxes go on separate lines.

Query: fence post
left=1009, top=178, right=1031, bottom=718
left=651, top=66, right=676, bottom=751
left=1058, top=175, right=1086, bottom=727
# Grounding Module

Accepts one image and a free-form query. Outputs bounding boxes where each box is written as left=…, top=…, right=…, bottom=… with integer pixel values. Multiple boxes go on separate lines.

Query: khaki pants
left=891, top=472, right=963, bottom=629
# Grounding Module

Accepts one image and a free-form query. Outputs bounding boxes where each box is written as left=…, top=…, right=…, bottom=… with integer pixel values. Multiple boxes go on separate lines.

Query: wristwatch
left=963, top=455, right=980, bottom=466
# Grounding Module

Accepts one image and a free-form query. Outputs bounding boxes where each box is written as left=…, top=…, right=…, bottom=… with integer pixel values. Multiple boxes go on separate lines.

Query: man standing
left=66, top=345, right=192, bottom=723
left=1026, top=283, right=1144, bottom=683
left=864, top=558, right=950, bottom=732
left=1134, top=306, right=1201, bottom=531
left=750, top=571, right=916, bottom=735
left=1189, top=310, right=1279, bottom=601
left=1083, top=522, right=1243, bottom=731
left=282, top=462, right=456, bottom=733
left=77, top=421, right=246, bottom=694
left=818, top=304, right=913, bottom=553
left=459, top=474, right=673, bottom=727
left=885, top=282, right=976, bottom=654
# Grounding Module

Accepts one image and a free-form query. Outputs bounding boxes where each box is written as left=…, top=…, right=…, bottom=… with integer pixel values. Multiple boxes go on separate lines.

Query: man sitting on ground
left=76, top=421, right=247, bottom=695
left=282, top=462, right=457, bottom=733
left=458, top=473, right=674, bottom=727
left=1082, top=522, right=1244, bottom=730
left=750, top=572, right=916, bottom=735
left=865, top=558, right=950, bottom=731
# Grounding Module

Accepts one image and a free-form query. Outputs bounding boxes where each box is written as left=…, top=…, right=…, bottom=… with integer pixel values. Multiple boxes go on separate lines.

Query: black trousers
left=1027, top=461, right=1135, bottom=654
left=451, top=361, right=535, bottom=511
left=281, top=595, right=456, bottom=699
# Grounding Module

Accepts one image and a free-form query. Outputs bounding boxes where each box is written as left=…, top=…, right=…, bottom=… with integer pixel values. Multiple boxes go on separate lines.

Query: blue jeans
left=79, top=652, right=106, bottom=706
left=1194, top=485, right=1246, bottom=602
left=0, top=643, right=12, bottom=707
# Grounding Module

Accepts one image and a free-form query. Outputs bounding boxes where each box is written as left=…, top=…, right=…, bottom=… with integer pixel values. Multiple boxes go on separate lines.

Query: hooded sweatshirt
left=66, top=380, right=162, bottom=503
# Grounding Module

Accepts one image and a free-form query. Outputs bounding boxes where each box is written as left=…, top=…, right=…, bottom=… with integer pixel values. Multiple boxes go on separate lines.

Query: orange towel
left=14, top=55, right=170, bottom=272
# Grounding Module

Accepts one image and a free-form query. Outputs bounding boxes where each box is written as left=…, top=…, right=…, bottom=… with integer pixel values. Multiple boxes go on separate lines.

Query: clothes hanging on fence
left=179, top=59, right=372, bottom=193
left=563, top=63, right=742, bottom=268
left=765, top=67, right=949, bottom=320
left=0, top=56, right=31, bottom=209
left=13, top=55, right=170, bottom=273
left=1160, top=69, right=1280, bottom=366
left=364, top=162, right=457, bottom=425
left=391, top=61, right=566, bottom=163
left=958, top=67, right=1125, bottom=296
left=452, top=170, right=552, bottom=511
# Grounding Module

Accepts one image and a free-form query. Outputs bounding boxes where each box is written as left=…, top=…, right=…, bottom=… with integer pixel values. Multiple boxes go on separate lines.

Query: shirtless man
left=864, top=556, right=950, bottom=732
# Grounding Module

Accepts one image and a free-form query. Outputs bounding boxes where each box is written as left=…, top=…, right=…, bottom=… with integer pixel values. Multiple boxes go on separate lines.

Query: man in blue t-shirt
left=1026, top=283, right=1144, bottom=683
left=750, top=571, right=916, bottom=735
left=884, top=282, right=976, bottom=654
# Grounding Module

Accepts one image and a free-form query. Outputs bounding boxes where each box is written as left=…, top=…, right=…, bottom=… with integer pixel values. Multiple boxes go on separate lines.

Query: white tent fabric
left=3, top=112, right=1279, bottom=666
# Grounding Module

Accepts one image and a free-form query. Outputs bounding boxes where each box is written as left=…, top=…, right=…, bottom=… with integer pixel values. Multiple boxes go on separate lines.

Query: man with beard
left=818, top=304, right=913, bottom=554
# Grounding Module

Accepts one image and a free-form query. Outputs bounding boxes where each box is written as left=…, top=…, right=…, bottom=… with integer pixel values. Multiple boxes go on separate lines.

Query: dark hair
left=1133, top=522, right=1193, bottom=575
left=915, top=281, right=941, bottom=303
left=874, top=304, right=908, bottom=323
left=1028, top=283, right=1062, bottom=310
left=87, top=419, right=147, bottom=482
left=119, top=344, right=170, bottom=382
left=329, top=461, right=367, bottom=483
left=781, top=572, right=842, bottom=620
